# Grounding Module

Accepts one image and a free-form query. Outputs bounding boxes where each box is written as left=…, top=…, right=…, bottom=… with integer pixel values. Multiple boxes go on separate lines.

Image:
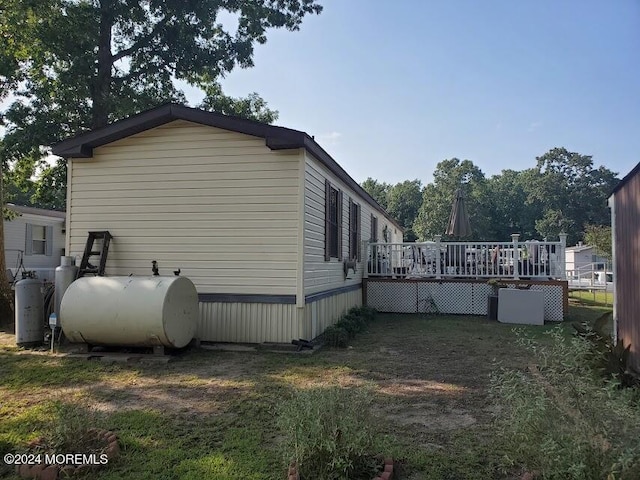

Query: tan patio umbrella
left=446, top=188, right=472, bottom=238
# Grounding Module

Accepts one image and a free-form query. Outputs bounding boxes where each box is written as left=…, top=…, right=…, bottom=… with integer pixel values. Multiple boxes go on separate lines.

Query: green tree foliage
left=529, top=148, right=618, bottom=244
left=0, top=0, right=322, bottom=196
left=199, top=83, right=279, bottom=124
left=361, top=177, right=390, bottom=210
left=413, top=158, right=495, bottom=240
left=488, top=168, right=542, bottom=240
left=386, top=179, right=422, bottom=241
left=0, top=0, right=322, bottom=316
left=583, top=224, right=612, bottom=259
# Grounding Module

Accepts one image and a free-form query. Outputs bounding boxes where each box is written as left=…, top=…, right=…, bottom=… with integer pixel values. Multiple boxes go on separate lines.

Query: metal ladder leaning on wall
left=77, top=231, right=113, bottom=278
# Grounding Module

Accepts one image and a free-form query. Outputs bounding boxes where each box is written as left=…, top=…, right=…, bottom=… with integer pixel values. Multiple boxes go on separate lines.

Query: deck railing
left=366, top=234, right=567, bottom=280
left=566, top=262, right=612, bottom=290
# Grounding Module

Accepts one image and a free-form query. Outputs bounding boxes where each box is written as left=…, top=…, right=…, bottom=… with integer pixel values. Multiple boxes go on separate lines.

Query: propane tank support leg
left=153, top=345, right=165, bottom=356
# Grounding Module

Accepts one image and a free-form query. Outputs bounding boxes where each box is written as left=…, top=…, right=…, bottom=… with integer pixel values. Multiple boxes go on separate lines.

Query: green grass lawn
left=568, top=289, right=613, bottom=307
left=0, top=302, right=611, bottom=480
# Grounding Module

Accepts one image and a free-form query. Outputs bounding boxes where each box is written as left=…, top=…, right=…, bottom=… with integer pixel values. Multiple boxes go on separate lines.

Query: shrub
left=277, top=387, right=380, bottom=480
left=323, top=325, right=349, bottom=348
left=48, top=401, right=103, bottom=453
left=573, top=319, right=639, bottom=388
left=323, top=306, right=378, bottom=348
left=17, top=400, right=106, bottom=456
left=348, top=305, right=377, bottom=323
left=336, top=313, right=365, bottom=337
left=490, top=327, right=640, bottom=480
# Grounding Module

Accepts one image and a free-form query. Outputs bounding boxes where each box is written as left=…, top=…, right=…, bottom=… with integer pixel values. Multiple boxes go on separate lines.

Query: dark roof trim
left=611, top=161, right=640, bottom=196
left=52, top=103, right=402, bottom=231
left=7, top=204, right=65, bottom=219
left=305, top=283, right=361, bottom=304
left=198, top=293, right=295, bottom=304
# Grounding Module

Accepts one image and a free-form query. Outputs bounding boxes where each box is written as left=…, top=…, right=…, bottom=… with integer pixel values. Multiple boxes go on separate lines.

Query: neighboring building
left=4, top=204, right=66, bottom=282
left=565, top=243, right=610, bottom=275
left=609, top=161, right=640, bottom=372
left=52, top=104, right=402, bottom=343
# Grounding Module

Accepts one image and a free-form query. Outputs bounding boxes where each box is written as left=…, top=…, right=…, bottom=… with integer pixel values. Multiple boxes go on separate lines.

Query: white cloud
left=528, top=121, right=542, bottom=132
left=316, top=131, right=342, bottom=145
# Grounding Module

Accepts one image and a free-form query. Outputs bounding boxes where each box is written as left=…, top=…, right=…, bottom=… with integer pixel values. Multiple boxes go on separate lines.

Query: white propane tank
left=54, top=256, right=79, bottom=318
left=15, top=277, right=44, bottom=346
left=60, top=276, right=198, bottom=348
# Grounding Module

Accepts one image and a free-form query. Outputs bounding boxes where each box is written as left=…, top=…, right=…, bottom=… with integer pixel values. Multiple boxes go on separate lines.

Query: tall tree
left=361, top=178, right=390, bottom=210
left=583, top=224, right=612, bottom=260
left=413, top=159, right=495, bottom=241
left=0, top=0, right=322, bottom=318
left=529, top=147, right=618, bottom=244
left=0, top=0, right=322, bottom=188
left=487, top=169, right=542, bottom=240
left=386, top=179, right=422, bottom=241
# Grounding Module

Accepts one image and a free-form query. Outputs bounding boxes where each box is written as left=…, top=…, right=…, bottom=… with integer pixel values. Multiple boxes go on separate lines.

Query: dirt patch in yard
left=378, top=401, right=477, bottom=431
left=86, top=375, right=254, bottom=416
left=1, top=313, right=607, bottom=479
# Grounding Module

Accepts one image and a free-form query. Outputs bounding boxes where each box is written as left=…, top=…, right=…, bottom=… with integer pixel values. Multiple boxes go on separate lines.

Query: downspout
left=608, top=194, right=617, bottom=343
left=296, top=149, right=306, bottom=310
left=65, top=158, right=73, bottom=256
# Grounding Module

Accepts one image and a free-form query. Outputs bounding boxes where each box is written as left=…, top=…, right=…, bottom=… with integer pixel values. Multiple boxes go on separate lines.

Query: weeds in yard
left=491, top=327, right=640, bottom=480
left=48, top=400, right=106, bottom=453
left=573, top=315, right=639, bottom=388
left=277, top=386, right=383, bottom=480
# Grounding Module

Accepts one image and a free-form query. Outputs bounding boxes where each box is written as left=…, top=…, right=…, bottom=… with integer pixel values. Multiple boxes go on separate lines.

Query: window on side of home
left=26, top=224, right=53, bottom=256
left=324, top=180, right=342, bottom=260
left=349, top=199, right=361, bottom=261
left=370, top=214, right=378, bottom=242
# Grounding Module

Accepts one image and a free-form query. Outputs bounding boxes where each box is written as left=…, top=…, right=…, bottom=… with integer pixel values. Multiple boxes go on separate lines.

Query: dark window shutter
left=357, top=204, right=362, bottom=262
left=45, top=226, right=53, bottom=256
left=25, top=224, right=33, bottom=256
left=348, top=198, right=353, bottom=260
left=337, top=190, right=343, bottom=260
left=371, top=214, right=378, bottom=242
left=324, top=179, right=331, bottom=261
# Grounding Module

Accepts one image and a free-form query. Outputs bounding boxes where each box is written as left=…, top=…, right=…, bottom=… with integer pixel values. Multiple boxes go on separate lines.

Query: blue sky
left=186, top=0, right=640, bottom=186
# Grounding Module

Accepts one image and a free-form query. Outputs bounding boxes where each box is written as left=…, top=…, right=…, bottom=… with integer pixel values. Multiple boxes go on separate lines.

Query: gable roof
left=52, top=103, right=402, bottom=231
left=7, top=204, right=65, bottom=219
left=611, top=161, right=640, bottom=196
left=565, top=244, right=593, bottom=253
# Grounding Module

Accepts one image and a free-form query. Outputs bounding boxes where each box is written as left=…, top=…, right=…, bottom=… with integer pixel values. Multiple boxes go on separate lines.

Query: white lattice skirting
left=365, top=279, right=566, bottom=322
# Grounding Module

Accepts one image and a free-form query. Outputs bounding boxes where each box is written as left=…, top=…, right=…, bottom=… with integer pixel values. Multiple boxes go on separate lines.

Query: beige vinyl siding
left=303, top=152, right=400, bottom=296
left=304, top=154, right=362, bottom=295
left=304, top=289, right=362, bottom=339
left=196, top=288, right=361, bottom=343
left=67, top=120, right=301, bottom=296
left=198, top=302, right=303, bottom=343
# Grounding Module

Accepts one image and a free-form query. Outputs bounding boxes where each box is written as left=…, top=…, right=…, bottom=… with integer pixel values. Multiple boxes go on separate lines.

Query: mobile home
left=52, top=104, right=402, bottom=343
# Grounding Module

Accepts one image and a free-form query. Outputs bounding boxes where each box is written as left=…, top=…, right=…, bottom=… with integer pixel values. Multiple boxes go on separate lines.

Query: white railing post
left=558, top=232, right=567, bottom=280
left=511, top=233, right=520, bottom=280
left=364, top=241, right=370, bottom=278
left=434, top=235, right=442, bottom=279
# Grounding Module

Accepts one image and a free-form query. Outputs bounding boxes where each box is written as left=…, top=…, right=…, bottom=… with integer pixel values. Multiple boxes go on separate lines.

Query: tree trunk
left=91, top=1, right=114, bottom=129
left=0, top=168, right=15, bottom=325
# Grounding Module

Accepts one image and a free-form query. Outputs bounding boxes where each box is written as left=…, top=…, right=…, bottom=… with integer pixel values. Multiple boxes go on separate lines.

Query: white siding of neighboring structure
left=303, top=151, right=401, bottom=296
left=4, top=213, right=65, bottom=281
left=565, top=247, right=601, bottom=273
left=67, top=120, right=301, bottom=296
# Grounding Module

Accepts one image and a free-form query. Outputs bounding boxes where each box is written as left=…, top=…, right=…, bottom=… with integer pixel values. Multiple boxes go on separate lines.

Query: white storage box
left=497, top=288, right=544, bottom=325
